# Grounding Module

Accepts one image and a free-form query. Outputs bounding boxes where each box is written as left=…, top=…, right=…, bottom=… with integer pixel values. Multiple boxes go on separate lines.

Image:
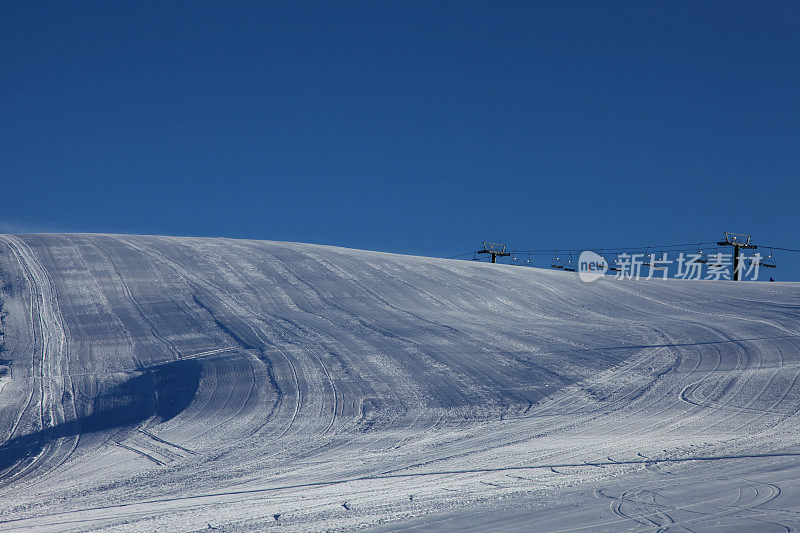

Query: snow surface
left=0, top=234, right=799, bottom=531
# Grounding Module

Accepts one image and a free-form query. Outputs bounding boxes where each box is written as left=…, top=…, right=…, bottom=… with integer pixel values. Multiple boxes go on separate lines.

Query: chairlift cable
left=450, top=240, right=800, bottom=263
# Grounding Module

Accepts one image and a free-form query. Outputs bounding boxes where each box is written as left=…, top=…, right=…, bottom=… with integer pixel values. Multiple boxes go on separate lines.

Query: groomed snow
left=0, top=234, right=799, bottom=531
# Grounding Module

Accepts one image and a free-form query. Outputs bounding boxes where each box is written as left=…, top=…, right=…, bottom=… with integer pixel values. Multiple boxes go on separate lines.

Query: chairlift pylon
left=476, top=242, right=511, bottom=263
left=718, top=232, right=757, bottom=249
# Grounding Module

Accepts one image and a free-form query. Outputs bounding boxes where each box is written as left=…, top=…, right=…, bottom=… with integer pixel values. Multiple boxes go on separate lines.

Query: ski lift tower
left=717, top=232, right=758, bottom=281
left=477, top=242, right=511, bottom=264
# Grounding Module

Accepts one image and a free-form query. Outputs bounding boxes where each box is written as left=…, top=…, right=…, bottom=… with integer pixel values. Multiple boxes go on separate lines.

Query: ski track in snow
left=0, top=234, right=799, bottom=531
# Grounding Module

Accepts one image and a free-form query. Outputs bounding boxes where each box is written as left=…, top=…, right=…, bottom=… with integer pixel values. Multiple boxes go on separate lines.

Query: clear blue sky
left=2, top=2, right=799, bottom=277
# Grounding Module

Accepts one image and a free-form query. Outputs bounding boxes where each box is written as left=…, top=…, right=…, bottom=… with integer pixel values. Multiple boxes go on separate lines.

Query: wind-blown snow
left=0, top=234, right=799, bottom=531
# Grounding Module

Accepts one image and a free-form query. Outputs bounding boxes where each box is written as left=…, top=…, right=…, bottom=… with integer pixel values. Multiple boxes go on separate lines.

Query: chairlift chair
left=551, top=251, right=565, bottom=270
left=608, top=252, right=621, bottom=272
left=708, top=247, right=725, bottom=268
left=641, top=248, right=666, bottom=269
left=651, top=250, right=668, bottom=270
left=642, top=248, right=668, bottom=270
left=695, top=244, right=708, bottom=264
left=761, top=248, right=777, bottom=269
left=563, top=253, right=576, bottom=272
left=642, top=248, right=653, bottom=267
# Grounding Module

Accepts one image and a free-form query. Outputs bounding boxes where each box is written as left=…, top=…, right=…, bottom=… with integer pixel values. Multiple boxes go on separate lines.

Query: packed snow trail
left=0, top=234, right=798, bottom=531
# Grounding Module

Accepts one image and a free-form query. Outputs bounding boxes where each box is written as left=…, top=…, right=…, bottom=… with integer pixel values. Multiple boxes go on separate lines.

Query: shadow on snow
left=0, top=358, right=201, bottom=474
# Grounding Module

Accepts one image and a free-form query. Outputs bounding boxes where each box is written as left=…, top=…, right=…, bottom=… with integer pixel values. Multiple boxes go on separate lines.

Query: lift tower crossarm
left=717, top=232, right=758, bottom=281
left=476, top=242, right=511, bottom=263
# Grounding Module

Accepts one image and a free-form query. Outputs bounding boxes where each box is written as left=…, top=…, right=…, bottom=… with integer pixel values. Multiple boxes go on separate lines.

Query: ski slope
left=0, top=234, right=799, bottom=531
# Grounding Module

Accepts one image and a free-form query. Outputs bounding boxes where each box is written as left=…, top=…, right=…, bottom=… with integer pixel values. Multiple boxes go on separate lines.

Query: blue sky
left=2, top=1, right=799, bottom=278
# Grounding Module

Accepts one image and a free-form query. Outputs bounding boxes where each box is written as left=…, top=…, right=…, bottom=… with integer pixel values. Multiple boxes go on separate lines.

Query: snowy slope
left=0, top=234, right=799, bottom=531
